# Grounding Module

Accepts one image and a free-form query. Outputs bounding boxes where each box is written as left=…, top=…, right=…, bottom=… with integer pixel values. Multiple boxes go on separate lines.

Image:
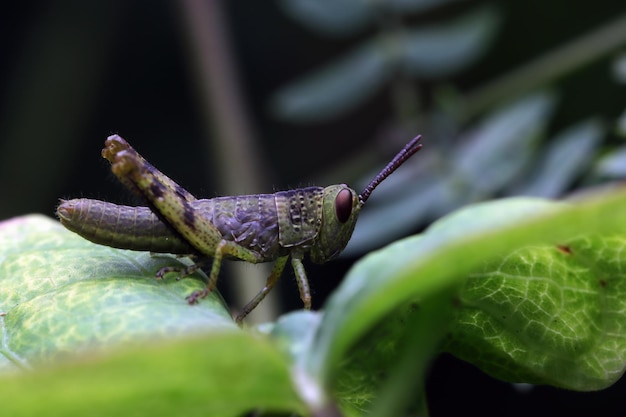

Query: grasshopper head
left=310, top=184, right=362, bottom=263
left=310, top=135, right=423, bottom=264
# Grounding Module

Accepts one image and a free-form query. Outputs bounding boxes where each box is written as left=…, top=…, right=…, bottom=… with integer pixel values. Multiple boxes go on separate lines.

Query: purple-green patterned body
left=56, top=133, right=422, bottom=322
left=58, top=187, right=331, bottom=263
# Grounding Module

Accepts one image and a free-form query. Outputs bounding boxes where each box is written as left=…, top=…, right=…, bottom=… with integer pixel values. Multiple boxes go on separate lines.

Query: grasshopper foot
left=156, top=259, right=206, bottom=280
left=186, top=288, right=210, bottom=305
left=155, top=266, right=180, bottom=280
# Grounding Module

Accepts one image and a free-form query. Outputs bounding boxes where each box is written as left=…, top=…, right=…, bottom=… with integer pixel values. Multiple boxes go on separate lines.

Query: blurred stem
left=462, top=12, right=626, bottom=121
left=178, top=0, right=278, bottom=324
left=381, top=10, right=422, bottom=132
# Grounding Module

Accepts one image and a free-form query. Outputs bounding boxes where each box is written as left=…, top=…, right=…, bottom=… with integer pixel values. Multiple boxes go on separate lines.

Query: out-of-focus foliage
left=272, top=4, right=500, bottom=121
left=273, top=1, right=626, bottom=256
left=277, top=0, right=466, bottom=36
left=613, top=53, right=626, bottom=137
left=594, top=146, right=626, bottom=179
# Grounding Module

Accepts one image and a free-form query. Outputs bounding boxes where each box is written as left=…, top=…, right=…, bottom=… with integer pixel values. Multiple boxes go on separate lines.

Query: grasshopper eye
left=335, top=188, right=353, bottom=223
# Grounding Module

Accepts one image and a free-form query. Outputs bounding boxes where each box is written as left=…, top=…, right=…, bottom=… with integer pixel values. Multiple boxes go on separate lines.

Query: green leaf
left=0, top=332, right=305, bottom=417
left=301, top=191, right=626, bottom=413
left=445, top=232, right=626, bottom=391
left=0, top=215, right=235, bottom=368
left=8, top=189, right=626, bottom=415
left=0, top=215, right=307, bottom=416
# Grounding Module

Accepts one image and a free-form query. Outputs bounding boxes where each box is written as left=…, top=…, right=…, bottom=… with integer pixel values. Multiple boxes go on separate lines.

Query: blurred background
left=1, top=1, right=626, bottom=415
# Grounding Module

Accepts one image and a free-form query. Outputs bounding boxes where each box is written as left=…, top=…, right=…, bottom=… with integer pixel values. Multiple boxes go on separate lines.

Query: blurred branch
left=178, top=0, right=278, bottom=323
left=462, top=12, right=626, bottom=121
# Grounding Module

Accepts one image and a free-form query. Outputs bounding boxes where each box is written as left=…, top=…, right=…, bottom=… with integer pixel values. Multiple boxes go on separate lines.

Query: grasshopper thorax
left=310, top=135, right=423, bottom=264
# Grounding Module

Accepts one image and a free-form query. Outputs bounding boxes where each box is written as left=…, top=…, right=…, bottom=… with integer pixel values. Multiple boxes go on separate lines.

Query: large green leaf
left=446, top=233, right=626, bottom=390
left=0, top=332, right=304, bottom=417
left=299, top=191, right=626, bottom=414
left=0, top=215, right=305, bottom=416
left=0, top=215, right=236, bottom=369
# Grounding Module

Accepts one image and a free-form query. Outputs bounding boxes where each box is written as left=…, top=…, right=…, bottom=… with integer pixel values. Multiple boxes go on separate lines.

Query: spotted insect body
left=57, top=134, right=422, bottom=322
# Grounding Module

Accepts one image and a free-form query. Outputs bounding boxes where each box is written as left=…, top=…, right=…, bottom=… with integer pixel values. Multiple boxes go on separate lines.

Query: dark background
left=1, top=1, right=626, bottom=416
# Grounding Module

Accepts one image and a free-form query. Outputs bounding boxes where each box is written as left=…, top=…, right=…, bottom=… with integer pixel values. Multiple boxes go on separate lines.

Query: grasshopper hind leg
left=184, top=239, right=264, bottom=308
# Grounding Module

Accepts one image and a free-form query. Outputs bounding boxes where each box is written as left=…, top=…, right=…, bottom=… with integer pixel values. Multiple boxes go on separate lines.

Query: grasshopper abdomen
left=57, top=198, right=194, bottom=254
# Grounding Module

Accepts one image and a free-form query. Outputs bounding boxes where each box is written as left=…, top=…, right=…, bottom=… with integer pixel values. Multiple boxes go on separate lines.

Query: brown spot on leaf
left=599, top=278, right=608, bottom=288
left=556, top=244, right=572, bottom=255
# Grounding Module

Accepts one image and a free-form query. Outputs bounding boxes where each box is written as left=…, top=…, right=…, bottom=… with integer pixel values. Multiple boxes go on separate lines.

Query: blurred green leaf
left=343, top=93, right=557, bottom=256
left=272, top=5, right=501, bottom=122
left=271, top=39, right=394, bottom=122
left=508, top=118, right=605, bottom=197
left=0, top=332, right=305, bottom=417
left=617, top=108, right=626, bottom=137
left=592, top=145, right=626, bottom=179
left=453, top=92, right=557, bottom=194
left=262, top=309, right=322, bottom=364
left=400, top=6, right=500, bottom=77
left=612, top=52, right=626, bottom=84
left=342, top=169, right=443, bottom=256
left=277, top=0, right=374, bottom=36
left=277, top=0, right=467, bottom=36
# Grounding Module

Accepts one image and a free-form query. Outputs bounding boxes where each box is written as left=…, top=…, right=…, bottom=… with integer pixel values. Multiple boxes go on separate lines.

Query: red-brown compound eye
left=335, top=188, right=353, bottom=223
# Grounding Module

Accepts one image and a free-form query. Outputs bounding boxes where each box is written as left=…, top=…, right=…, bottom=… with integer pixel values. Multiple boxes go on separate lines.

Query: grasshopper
left=57, top=134, right=422, bottom=323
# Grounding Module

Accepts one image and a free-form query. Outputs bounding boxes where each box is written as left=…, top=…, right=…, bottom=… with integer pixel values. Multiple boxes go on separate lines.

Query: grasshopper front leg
left=234, top=254, right=311, bottom=324
left=103, top=135, right=264, bottom=307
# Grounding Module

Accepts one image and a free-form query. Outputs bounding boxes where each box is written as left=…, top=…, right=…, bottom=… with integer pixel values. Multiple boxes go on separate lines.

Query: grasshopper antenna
left=359, top=135, right=422, bottom=204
